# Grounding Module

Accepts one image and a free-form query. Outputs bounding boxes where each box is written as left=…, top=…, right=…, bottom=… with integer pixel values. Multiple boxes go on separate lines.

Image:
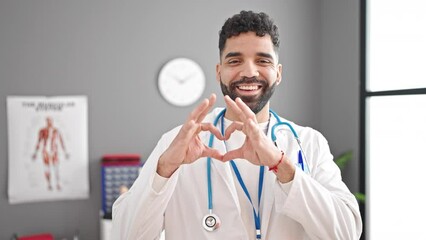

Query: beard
left=220, top=77, right=277, bottom=114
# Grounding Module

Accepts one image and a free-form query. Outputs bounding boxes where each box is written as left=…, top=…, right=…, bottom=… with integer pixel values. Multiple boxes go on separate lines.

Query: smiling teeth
left=238, top=85, right=259, bottom=90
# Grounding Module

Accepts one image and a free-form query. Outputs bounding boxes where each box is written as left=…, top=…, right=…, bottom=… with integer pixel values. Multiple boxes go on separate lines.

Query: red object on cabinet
left=17, top=233, right=54, bottom=240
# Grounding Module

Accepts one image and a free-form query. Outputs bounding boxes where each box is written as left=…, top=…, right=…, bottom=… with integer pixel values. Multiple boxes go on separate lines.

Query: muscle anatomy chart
left=7, top=96, right=89, bottom=204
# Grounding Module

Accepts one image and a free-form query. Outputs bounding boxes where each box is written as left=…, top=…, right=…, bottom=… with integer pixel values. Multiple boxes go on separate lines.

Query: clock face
left=158, top=58, right=206, bottom=107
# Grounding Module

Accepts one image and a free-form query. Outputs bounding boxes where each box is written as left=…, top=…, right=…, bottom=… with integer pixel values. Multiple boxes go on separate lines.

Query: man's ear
left=276, top=63, right=283, bottom=85
left=216, top=63, right=221, bottom=82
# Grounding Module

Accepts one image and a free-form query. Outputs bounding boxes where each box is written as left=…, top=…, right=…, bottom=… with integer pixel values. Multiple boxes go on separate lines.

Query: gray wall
left=320, top=0, right=360, bottom=191
left=0, top=0, right=359, bottom=239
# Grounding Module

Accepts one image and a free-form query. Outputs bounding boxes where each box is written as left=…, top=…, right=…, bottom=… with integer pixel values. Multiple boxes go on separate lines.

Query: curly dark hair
left=218, top=10, right=280, bottom=57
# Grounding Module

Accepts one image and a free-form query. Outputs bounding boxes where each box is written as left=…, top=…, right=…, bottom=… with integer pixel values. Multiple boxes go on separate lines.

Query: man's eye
left=227, top=59, right=240, bottom=64
left=258, top=59, right=272, bottom=64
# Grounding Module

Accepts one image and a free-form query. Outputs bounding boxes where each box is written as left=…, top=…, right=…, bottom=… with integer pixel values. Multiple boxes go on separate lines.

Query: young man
left=112, top=10, right=362, bottom=239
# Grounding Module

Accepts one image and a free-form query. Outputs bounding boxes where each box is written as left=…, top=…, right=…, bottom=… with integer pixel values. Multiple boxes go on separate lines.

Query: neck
left=224, top=102, right=270, bottom=123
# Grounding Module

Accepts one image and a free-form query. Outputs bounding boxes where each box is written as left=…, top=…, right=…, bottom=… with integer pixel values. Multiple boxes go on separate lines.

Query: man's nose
left=239, top=61, right=260, bottom=78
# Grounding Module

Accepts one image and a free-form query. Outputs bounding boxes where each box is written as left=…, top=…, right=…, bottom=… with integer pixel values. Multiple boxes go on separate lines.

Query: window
left=362, top=0, right=426, bottom=239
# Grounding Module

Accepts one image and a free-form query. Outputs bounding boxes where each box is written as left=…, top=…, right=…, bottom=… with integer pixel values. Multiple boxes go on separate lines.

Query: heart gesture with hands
left=157, top=94, right=224, bottom=178
left=222, top=96, right=295, bottom=183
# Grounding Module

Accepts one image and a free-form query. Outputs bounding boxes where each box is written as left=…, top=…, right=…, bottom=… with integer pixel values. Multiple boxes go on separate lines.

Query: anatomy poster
left=7, top=96, right=89, bottom=204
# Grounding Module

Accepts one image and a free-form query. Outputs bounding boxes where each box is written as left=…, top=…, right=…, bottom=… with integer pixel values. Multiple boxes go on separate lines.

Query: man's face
left=216, top=32, right=282, bottom=114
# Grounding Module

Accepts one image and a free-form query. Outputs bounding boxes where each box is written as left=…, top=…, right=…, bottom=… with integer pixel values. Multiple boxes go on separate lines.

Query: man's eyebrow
left=224, top=52, right=275, bottom=59
left=224, top=52, right=241, bottom=59
left=257, top=52, right=274, bottom=59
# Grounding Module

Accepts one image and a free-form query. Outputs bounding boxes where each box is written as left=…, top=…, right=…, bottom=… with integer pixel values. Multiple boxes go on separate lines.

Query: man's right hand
left=156, top=94, right=224, bottom=178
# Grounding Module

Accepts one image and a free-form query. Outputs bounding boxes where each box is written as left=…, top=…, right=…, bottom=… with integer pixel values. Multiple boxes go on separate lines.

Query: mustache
left=229, top=77, right=268, bottom=89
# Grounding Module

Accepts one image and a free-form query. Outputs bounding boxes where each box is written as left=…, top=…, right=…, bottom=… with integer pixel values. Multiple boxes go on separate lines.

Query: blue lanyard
left=221, top=112, right=264, bottom=240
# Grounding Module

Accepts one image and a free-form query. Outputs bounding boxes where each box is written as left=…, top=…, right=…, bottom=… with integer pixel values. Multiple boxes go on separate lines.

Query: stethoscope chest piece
left=202, top=213, right=221, bottom=231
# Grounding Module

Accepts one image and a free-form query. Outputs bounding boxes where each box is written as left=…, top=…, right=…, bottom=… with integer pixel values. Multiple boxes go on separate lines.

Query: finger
left=181, top=94, right=217, bottom=141
left=187, top=96, right=211, bottom=122
left=225, top=96, right=255, bottom=123
left=224, top=95, right=246, bottom=122
left=196, top=94, right=216, bottom=123
left=177, top=119, right=200, bottom=144
left=224, top=121, right=243, bottom=140
left=245, top=118, right=262, bottom=140
left=200, top=122, right=223, bottom=140
left=235, top=97, right=257, bottom=123
left=178, top=109, right=223, bottom=148
left=221, top=148, right=244, bottom=162
left=202, top=147, right=224, bottom=161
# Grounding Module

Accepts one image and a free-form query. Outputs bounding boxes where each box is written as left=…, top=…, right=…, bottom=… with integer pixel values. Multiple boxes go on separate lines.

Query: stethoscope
left=203, top=108, right=310, bottom=239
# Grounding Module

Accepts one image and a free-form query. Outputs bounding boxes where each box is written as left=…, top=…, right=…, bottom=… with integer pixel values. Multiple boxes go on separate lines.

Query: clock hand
left=176, top=77, right=186, bottom=84
left=177, top=71, right=198, bottom=84
left=167, top=72, right=186, bottom=84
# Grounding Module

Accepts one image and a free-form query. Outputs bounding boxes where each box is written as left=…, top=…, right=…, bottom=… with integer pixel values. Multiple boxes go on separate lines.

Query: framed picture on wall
left=7, top=96, right=89, bottom=204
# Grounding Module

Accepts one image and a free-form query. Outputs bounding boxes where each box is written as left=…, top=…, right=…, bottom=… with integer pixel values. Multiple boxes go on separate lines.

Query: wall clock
left=158, top=58, right=206, bottom=107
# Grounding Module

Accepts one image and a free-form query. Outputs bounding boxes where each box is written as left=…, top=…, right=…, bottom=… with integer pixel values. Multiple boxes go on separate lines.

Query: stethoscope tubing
left=206, top=108, right=225, bottom=210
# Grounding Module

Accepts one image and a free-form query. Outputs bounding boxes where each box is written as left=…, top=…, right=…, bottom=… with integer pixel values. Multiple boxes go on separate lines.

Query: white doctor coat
left=112, top=108, right=362, bottom=239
